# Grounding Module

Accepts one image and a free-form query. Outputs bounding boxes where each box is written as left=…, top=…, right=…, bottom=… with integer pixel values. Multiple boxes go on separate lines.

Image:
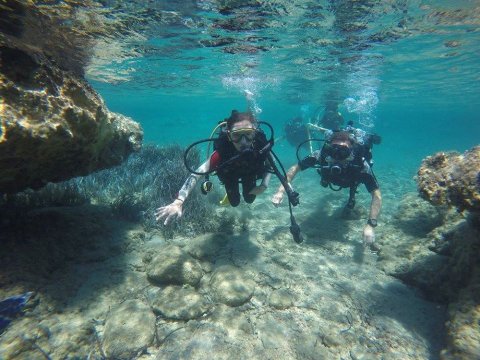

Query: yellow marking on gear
left=219, top=193, right=230, bottom=206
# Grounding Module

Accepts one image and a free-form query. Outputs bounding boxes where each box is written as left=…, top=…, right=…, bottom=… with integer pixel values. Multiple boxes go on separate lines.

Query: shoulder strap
left=213, top=132, right=229, bottom=151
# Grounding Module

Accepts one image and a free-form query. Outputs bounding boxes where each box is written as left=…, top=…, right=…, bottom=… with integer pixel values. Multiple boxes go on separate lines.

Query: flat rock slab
left=103, top=300, right=155, bottom=360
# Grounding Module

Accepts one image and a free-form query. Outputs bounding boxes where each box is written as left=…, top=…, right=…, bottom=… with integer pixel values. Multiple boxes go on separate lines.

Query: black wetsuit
left=299, top=144, right=379, bottom=206
left=213, top=131, right=270, bottom=207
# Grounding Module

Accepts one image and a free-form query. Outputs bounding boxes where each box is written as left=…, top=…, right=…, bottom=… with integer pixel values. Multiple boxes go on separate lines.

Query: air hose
left=183, top=121, right=303, bottom=243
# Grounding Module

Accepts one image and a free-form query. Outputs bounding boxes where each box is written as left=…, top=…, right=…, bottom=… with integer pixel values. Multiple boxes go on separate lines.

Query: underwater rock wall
left=414, top=147, right=480, bottom=359
left=0, top=0, right=143, bottom=193
left=378, top=198, right=480, bottom=359
left=375, top=144, right=480, bottom=359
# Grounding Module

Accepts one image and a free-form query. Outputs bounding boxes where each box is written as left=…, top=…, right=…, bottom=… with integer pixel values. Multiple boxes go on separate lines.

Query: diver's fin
left=0, top=292, right=33, bottom=333
left=0, top=292, right=32, bottom=317
left=219, top=193, right=230, bottom=206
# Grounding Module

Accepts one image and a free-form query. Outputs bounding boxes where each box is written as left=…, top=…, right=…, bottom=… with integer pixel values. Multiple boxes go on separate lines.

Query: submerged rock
left=412, top=147, right=480, bottom=358
left=209, top=265, right=255, bottom=306
left=146, top=244, right=204, bottom=287
left=186, top=233, right=228, bottom=260
left=103, top=300, right=155, bottom=360
left=417, top=146, right=480, bottom=212
left=442, top=267, right=480, bottom=360
left=0, top=46, right=142, bottom=193
left=268, top=288, right=294, bottom=309
left=151, top=285, right=210, bottom=320
left=0, top=2, right=143, bottom=194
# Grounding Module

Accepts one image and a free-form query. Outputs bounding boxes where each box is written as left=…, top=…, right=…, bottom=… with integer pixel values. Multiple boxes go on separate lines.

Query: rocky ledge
left=409, top=145, right=480, bottom=359
left=0, top=1, right=143, bottom=193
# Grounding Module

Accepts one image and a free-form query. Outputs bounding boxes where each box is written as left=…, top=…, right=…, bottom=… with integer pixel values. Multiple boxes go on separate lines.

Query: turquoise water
left=87, top=0, right=480, bottom=194
left=3, top=2, right=480, bottom=358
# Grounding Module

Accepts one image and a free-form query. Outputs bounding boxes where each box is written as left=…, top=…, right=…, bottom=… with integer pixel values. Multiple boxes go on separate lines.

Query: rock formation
left=414, top=146, right=480, bottom=360
left=0, top=0, right=143, bottom=193
left=417, top=146, right=480, bottom=212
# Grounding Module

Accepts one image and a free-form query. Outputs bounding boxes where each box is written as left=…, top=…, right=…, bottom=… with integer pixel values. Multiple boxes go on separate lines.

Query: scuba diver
left=284, top=116, right=309, bottom=147
left=284, top=101, right=344, bottom=148
left=0, top=292, right=33, bottom=334
left=155, top=109, right=303, bottom=243
left=320, top=100, right=344, bottom=131
left=271, top=121, right=382, bottom=247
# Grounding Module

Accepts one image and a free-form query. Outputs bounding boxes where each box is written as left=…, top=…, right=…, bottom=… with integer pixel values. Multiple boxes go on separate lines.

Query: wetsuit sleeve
left=360, top=172, right=379, bottom=193
left=209, top=151, right=221, bottom=170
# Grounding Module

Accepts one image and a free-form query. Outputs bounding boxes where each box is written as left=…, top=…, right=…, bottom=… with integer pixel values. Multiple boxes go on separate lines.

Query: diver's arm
left=271, top=164, right=300, bottom=206
left=307, top=123, right=329, bottom=133
left=177, top=159, right=210, bottom=201
left=368, top=188, right=382, bottom=221
left=155, top=159, right=210, bottom=225
left=363, top=188, right=382, bottom=246
left=284, top=164, right=301, bottom=189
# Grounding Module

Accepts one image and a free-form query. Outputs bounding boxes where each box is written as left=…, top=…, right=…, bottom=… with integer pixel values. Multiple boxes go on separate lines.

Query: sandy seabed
left=0, top=170, right=447, bottom=359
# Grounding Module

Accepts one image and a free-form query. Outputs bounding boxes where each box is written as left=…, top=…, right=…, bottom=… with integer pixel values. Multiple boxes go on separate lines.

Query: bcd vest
left=213, top=131, right=270, bottom=183
left=319, top=143, right=372, bottom=188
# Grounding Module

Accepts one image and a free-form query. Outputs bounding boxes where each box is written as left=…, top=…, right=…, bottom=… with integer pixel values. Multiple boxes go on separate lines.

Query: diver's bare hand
left=271, top=191, right=284, bottom=207
left=155, top=200, right=183, bottom=225
left=363, top=224, right=375, bottom=247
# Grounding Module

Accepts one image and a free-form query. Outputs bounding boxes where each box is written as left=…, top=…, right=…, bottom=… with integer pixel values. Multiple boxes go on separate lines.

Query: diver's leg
left=224, top=180, right=241, bottom=207
left=242, top=176, right=257, bottom=204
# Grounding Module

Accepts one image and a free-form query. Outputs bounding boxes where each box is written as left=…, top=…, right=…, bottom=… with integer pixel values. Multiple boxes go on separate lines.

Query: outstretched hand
left=155, top=200, right=183, bottom=225
left=363, top=224, right=375, bottom=247
left=271, top=191, right=284, bottom=207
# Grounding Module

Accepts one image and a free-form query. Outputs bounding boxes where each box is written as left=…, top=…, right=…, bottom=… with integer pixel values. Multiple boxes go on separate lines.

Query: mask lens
left=330, top=144, right=351, bottom=160
left=230, top=128, right=255, bottom=143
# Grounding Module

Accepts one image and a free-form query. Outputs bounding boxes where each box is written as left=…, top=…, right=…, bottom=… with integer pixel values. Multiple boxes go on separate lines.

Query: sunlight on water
left=78, top=0, right=480, bottom=109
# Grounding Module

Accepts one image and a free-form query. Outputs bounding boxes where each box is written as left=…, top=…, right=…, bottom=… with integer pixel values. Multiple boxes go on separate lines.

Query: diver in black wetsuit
left=155, top=109, right=303, bottom=243
left=155, top=110, right=273, bottom=224
left=272, top=126, right=382, bottom=247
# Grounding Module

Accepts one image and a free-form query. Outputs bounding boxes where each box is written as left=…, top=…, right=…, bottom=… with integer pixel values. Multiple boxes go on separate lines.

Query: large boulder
left=209, top=265, right=256, bottom=307
left=151, top=285, right=211, bottom=320
left=0, top=1, right=143, bottom=193
left=0, top=46, right=143, bottom=193
left=417, top=146, right=480, bottom=212
left=146, top=244, right=204, bottom=287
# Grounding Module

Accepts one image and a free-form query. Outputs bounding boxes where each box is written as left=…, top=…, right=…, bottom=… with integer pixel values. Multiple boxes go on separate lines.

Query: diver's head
left=326, top=131, right=353, bottom=161
left=226, top=110, right=257, bottom=152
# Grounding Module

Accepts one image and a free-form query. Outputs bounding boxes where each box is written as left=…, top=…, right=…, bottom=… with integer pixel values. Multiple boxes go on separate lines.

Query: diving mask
left=228, top=128, right=256, bottom=143
left=328, top=143, right=352, bottom=161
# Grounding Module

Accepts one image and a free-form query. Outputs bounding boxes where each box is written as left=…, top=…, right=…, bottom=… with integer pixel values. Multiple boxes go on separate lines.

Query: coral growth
left=417, top=146, right=480, bottom=212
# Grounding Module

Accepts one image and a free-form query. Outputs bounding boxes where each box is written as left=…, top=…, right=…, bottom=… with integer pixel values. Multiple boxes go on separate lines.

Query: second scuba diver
left=155, top=109, right=303, bottom=243
left=272, top=122, right=382, bottom=247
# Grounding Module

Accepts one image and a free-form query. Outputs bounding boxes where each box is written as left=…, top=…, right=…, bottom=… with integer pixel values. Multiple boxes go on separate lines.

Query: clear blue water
left=87, top=0, right=480, bottom=195
left=3, top=3, right=480, bottom=357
